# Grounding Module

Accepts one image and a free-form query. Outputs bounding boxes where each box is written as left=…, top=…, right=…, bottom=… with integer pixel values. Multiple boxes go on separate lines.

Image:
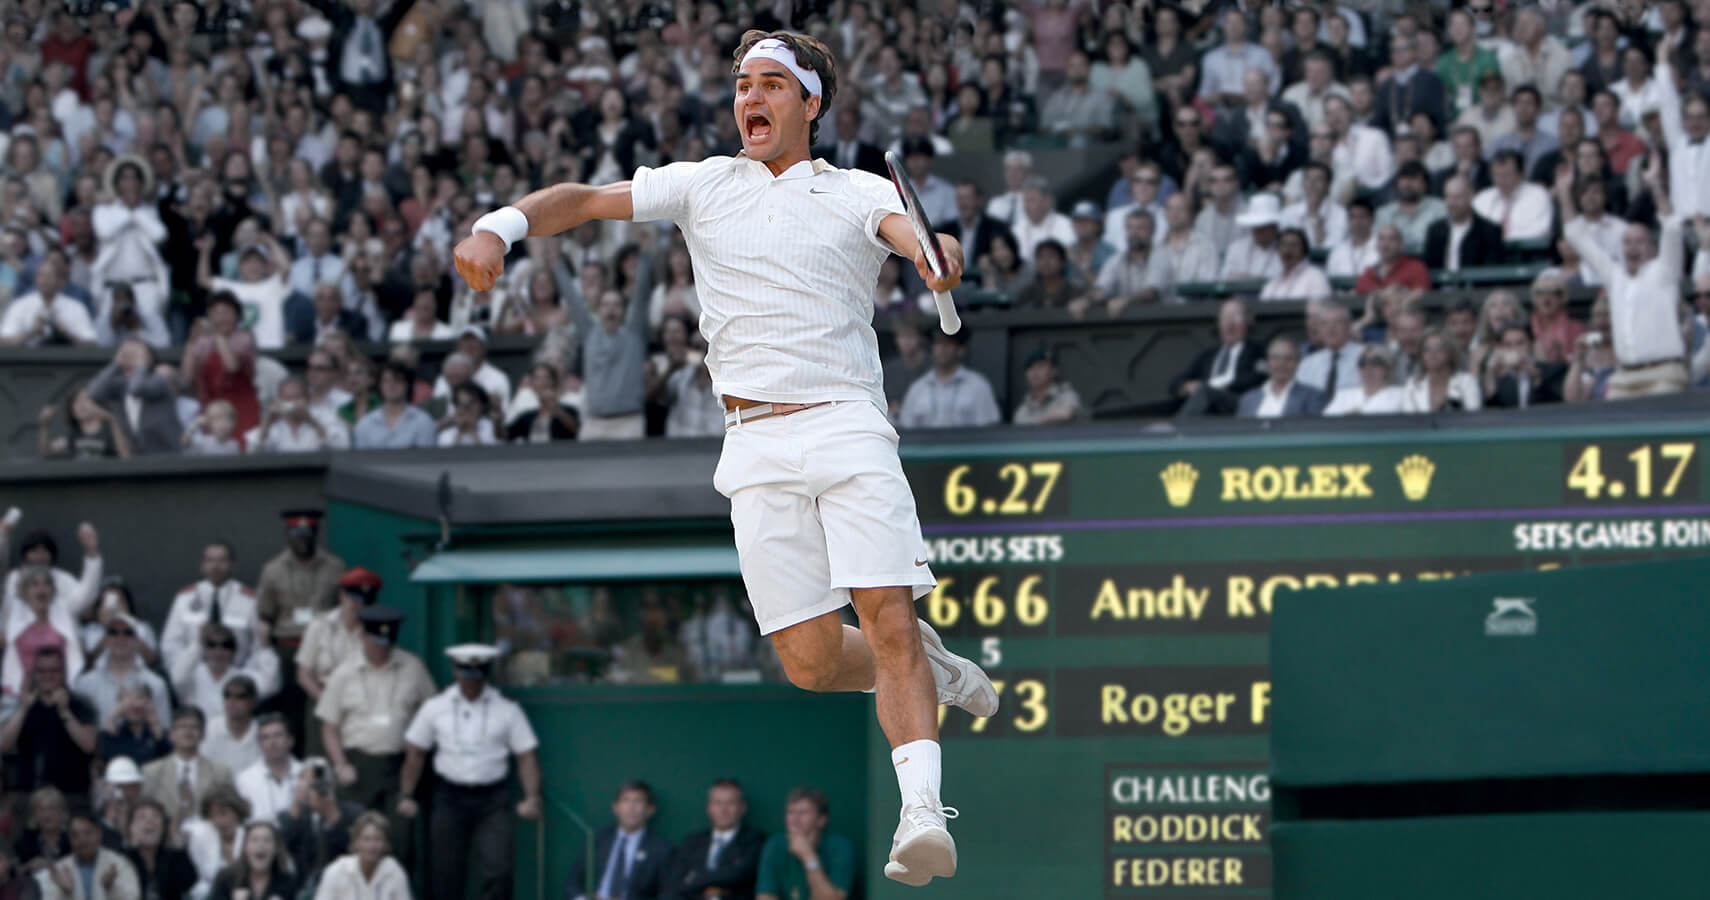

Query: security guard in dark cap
left=299, top=568, right=381, bottom=715
left=399, top=645, right=542, bottom=900
left=257, top=509, right=345, bottom=742
left=315, top=603, right=434, bottom=858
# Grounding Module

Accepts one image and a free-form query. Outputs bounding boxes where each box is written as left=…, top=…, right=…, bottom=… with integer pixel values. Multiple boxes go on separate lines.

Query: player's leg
left=807, top=402, right=976, bottom=885
left=767, top=610, right=876, bottom=693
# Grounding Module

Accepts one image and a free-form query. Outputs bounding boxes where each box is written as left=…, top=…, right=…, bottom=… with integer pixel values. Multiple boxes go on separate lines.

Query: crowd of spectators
left=0, top=509, right=566, bottom=900
left=3, top=0, right=1709, bottom=447
left=0, top=506, right=857, bottom=899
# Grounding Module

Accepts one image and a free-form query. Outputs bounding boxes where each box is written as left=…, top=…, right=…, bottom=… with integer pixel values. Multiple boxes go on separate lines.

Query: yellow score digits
left=938, top=679, right=1049, bottom=734
left=926, top=574, right=1050, bottom=629
left=942, top=461, right=1063, bottom=516
left=1567, top=442, right=1695, bottom=500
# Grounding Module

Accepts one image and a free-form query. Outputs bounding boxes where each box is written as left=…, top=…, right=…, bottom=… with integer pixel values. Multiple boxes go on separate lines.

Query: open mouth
left=746, top=113, right=773, bottom=141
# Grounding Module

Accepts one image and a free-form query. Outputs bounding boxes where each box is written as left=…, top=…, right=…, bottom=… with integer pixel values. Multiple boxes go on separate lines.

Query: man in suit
left=85, top=337, right=182, bottom=454
left=286, top=282, right=367, bottom=345
left=141, top=706, right=236, bottom=833
left=827, top=106, right=886, bottom=176
left=1371, top=36, right=1445, bottom=134
left=1238, top=337, right=1327, bottom=418
left=1423, top=175, right=1505, bottom=272
left=1173, top=298, right=1267, bottom=416
left=664, top=780, right=766, bottom=900
left=940, top=181, right=1016, bottom=269
left=297, top=0, right=420, bottom=115
left=568, top=780, right=673, bottom=900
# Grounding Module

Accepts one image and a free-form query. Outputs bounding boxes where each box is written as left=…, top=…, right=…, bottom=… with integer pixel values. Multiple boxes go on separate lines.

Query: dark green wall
left=515, top=688, right=869, bottom=900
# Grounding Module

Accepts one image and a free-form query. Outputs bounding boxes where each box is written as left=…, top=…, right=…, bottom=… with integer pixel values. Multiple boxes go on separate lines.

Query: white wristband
left=472, top=206, right=530, bottom=253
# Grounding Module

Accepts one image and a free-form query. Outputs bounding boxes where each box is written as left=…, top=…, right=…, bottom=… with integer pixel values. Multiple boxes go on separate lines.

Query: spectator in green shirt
left=1437, top=8, right=1501, bottom=120
left=755, top=787, right=855, bottom=900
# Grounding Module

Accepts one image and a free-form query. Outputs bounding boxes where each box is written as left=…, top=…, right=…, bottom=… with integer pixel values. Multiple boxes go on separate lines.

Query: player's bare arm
left=877, top=214, right=966, bottom=294
left=452, top=181, right=636, bottom=291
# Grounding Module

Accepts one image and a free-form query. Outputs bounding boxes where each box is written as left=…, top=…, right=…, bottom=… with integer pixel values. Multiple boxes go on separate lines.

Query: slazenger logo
left=1484, top=598, right=1537, bottom=637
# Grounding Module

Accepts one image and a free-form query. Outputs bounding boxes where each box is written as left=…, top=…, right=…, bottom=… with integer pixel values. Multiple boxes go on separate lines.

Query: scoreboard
left=867, top=420, right=1710, bottom=900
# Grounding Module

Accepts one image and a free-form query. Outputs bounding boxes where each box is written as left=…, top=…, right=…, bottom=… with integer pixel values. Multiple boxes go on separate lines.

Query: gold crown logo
left=1395, top=454, right=1436, bottom=501
left=1160, top=461, right=1199, bottom=508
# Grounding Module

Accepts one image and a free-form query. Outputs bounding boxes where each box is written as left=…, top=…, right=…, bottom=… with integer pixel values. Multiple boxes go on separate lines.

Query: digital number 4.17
left=1567, top=442, right=1695, bottom=500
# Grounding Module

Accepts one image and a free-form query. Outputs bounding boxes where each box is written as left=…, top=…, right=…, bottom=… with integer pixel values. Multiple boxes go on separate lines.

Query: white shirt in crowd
left=1326, top=234, right=1379, bottom=278
left=1655, top=60, right=1710, bottom=218
left=1009, top=211, right=1078, bottom=265
left=432, top=363, right=514, bottom=420
left=1402, top=373, right=1484, bottom=412
left=313, top=855, right=413, bottom=900
left=1564, top=214, right=1628, bottom=286
left=0, top=290, right=97, bottom=345
left=253, top=413, right=352, bottom=453
left=1323, top=385, right=1406, bottom=416
left=170, top=646, right=283, bottom=716
left=1218, top=236, right=1282, bottom=281
left=1254, top=381, right=1295, bottom=418
left=236, top=757, right=305, bottom=825
left=631, top=156, right=905, bottom=409
left=209, top=275, right=290, bottom=350
left=201, top=715, right=262, bottom=775
left=162, top=580, right=259, bottom=673
left=1279, top=199, right=1349, bottom=248
left=1, top=560, right=102, bottom=630
left=403, top=684, right=540, bottom=786
left=1472, top=183, right=1553, bottom=242
left=437, top=419, right=498, bottom=446
left=1565, top=215, right=1689, bottom=367
left=1260, top=262, right=1333, bottom=301
left=388, top=319, right=456, bottom=343
left=1332, top=125, right=1394, bottom=190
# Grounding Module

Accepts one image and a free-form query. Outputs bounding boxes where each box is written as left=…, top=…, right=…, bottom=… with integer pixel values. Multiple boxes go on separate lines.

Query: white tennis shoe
left=883, top=791, right=959, bottom=886
left=918, top=619, right=999, bottom=717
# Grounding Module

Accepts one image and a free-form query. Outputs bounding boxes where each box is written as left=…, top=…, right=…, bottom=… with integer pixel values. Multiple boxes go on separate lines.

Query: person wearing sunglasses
left=72, top=609, right=171, bottom=729
left=169, top=622, right=282, bottom=720
left=1323, top=345, right=1406, bottom=416
left=201, top=674, right=264, bottom=777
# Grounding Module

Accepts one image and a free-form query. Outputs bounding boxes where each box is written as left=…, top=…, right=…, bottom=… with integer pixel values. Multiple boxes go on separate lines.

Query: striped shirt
left=630, top=155, right=904, bottom=408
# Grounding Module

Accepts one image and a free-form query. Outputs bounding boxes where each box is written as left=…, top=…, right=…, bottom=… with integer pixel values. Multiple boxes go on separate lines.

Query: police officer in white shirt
left=453, top=31, right=994, bottom=887
left=235, top=712, right=304, bottom=825
left=397, top=645, right=541, bottom=900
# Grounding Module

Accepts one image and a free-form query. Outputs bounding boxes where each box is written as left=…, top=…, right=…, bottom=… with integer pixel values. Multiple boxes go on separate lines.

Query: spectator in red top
left=1593, top=90, right=1646, bottom=175
left=183, top=293, right=261, bottom=444
left=40, top=12, right=93, bottom=97
left=1354, top=225, right=1432, bottom=293
left=1528, top=270, right=1585, bottom=364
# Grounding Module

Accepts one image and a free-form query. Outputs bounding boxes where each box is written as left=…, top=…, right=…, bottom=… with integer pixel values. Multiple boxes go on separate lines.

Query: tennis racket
left=884, top=150, right=962, bottom=334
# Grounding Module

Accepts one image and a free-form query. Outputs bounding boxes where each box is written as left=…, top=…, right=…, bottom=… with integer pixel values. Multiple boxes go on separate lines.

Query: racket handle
left=933, top=290, right=961, bottom=335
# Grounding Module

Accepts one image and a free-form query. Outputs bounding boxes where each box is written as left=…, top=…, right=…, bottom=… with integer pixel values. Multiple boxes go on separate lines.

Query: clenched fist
left=454, top=232, right=508, bottom=292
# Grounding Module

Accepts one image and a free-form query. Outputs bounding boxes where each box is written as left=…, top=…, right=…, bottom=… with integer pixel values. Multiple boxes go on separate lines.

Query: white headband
left=740, top=38, right=823, bottom=99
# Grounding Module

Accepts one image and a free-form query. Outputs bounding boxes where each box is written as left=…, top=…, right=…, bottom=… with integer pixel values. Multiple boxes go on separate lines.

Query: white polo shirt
left=630, top=155, right=903, bottom=408
left=404, top=684, right=539, bottom=786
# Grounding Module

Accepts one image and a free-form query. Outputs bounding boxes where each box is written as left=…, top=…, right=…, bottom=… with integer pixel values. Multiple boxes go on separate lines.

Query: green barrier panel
left=1272, top=813, right=1710, bottom=900
left=1272, top=556, right=1710, bottom=786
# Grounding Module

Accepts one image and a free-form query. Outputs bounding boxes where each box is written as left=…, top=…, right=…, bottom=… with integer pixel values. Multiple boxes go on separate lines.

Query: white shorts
left=713, top=400, right=936, bottom=635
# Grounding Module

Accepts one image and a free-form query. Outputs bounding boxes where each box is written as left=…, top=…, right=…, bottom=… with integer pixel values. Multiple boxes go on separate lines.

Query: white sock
left=892, top=739, right=942, bottom=806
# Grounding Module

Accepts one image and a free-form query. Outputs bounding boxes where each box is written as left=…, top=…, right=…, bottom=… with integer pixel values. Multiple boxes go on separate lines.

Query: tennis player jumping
left=454, top=30, right=996, bottom=887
